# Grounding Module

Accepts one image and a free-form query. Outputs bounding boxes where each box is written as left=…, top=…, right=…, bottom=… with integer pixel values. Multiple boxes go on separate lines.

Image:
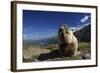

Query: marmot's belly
left=64, top=43, right=75, bottom=56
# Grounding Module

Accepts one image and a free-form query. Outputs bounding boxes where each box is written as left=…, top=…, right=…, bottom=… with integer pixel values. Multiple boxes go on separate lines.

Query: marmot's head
left=59, top=24, right=72, bottom=35
left=58, top=24, right=73, bottom=42
left=59, top=24, right=69, bottom=32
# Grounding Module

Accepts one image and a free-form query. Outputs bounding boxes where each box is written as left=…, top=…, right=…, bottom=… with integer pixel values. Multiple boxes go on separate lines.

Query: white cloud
left=69, top=27, right=77, bottom=31
left=23, top=33, right=34, bottom=40
left=23, top=34, right=27, bottom=37
left=81, top=15, right=90, bottom=23
left=23, top=34, right=29, bottom=40
left=70, top=26, right=83, bottom=32
left=23, top=31, right=57, bottom=40
left=83, top=22, right=90, bottom=27
left=23, top=27, right=33, bottom=32
left=69, top=22, right=90, bottom=32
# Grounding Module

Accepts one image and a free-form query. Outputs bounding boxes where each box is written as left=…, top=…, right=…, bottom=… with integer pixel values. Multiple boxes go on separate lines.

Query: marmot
left=58, top=24, right=78, bottom=56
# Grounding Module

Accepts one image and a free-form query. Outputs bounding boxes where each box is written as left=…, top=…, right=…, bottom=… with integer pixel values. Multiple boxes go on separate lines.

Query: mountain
left=45, top=24, right=91, bottom=44
left=23, top=24, right=91, bottom=47
left=23, top=36, right=60, bottom=47
left=44, top=36, right=60, bottom=45
left=74, top=24, right=91, bottom=42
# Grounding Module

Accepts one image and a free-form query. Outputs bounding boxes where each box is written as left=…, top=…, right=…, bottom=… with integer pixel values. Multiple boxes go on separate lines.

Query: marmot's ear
left=63, top=24, right=66, bottom=27
left=59, top=24, right=66, bottom=28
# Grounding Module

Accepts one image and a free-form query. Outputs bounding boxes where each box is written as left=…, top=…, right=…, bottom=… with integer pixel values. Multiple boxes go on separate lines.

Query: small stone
left=82, top=52, right=91, bottom=59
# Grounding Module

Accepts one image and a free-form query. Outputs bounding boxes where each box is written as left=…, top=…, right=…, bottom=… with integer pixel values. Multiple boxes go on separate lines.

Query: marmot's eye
left=60, top=29, right=63, bottom=31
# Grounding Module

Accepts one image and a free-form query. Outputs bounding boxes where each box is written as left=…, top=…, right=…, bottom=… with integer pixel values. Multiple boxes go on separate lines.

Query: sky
left=23, top=10, right=91, bottom=40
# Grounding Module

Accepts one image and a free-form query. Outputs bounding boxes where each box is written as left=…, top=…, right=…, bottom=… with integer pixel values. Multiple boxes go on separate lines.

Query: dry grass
left=23, top=42, right=91, bottom=62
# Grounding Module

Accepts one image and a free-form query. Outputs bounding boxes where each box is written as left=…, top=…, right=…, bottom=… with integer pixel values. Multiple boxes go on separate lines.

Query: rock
left=82, top=52, right=91, bottom=59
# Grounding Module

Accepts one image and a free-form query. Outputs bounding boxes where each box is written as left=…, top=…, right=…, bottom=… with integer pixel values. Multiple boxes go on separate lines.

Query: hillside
left=23, top=25, right=91, bottom=62
left=74, top=24, right=91, bottom=42
left=23, top=24, right=91, bottom=47
left=43, top=24, right=91, bottom=45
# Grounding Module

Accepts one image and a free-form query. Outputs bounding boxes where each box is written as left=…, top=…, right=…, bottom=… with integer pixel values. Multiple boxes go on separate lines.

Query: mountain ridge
left=23, top=24, right=91, bottom=46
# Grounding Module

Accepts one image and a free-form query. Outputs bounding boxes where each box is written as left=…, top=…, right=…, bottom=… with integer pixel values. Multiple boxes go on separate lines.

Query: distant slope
left=44, top=36, right=60, bottom=45
left=23, top=24, right=91, bottom=47
left=46, top=24, right=91, bottom=44
left=74, top=24, right=91, bottom=42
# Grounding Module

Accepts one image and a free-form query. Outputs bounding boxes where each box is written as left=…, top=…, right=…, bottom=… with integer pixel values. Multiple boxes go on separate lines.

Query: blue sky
left=23, top=10, right=91, bottom=40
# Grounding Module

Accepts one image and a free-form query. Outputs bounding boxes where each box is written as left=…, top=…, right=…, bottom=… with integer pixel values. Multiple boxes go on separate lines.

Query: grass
left=23, top=42, right=91, bottom=62
left=78, top=42, right=90, bottom=49
left=78, top=42, right=91, bottom=53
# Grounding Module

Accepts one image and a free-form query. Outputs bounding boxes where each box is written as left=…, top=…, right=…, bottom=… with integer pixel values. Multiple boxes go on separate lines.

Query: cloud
left=23, top=33, right=34, bottom=40
left=23, top=27, right=33, bottom=33
left=69, top=22, right=90, bottom=32
left=69, top=26, right=83, bottom=32
left=80, top=15, right=90, bottom=23
left=69, top=27, right=77, bottom=31
left=23, top=31, right=57, bottom=40
left=23, top=34, right=29, bottom=40
left=83, top=22, right=90, bottom=27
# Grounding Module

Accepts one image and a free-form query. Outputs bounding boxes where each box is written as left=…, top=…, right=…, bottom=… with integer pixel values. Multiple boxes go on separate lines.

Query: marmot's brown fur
left=58, top=24, right=78, bottom=56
